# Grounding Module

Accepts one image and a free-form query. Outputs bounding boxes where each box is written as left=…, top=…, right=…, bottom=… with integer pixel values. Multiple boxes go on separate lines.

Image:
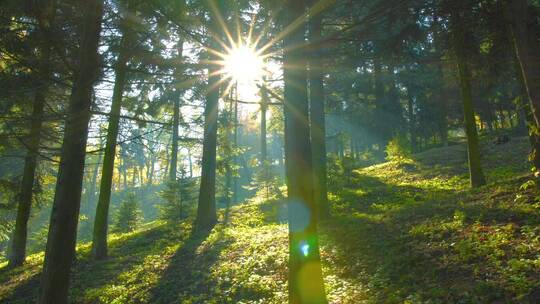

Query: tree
left=113, top=193, right=142, bottom=233
left=169, top=36, right=185, bottom=182
left=282, top=0, right=327, bottom=303
left=507, top=0, right=540, bottom=174
left=308, top=0, right=330, bottom=219
left=38, top=0, right=104, bottom=302
left=449, top=4, right=486, bottom=188
left=194, top=0, right=223, bottom=232
left=8, top=0, right=55, bottom=267
left=92, top=0, right=135, bottom=259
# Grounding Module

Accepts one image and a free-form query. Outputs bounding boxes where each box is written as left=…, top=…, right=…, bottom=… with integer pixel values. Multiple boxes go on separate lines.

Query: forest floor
left=1, top=136, right=540, bottom=303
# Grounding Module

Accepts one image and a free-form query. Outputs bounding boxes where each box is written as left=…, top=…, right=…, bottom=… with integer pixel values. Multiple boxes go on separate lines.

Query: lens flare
left=301, top=242, right=310, bottom=257
left=223, top=44, right=264, bottom=83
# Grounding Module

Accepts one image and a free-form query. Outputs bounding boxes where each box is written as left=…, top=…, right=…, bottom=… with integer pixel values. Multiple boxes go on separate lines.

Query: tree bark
left=507, top=0, right=540, bottom=173
left=170, top=39, right=184, bottom=182
left=260, top=82, right=268, bottom=164
left=8, top=0, right=55, bottom=268
left=169, top=97, right=180, bottom=181
left=92, top=23, right=131, bottom=259
left=514, top=49, right=540, bottom=170
left=283, top=0, right=327, bottom=303
left=195, top=1, right=222, bottom=232
left=407, top=92, right=417, bottom=153
left=308, top=3, right=329, bottom=219
left=38, top=0, right=103, bottom=302
left=9, top=75, right=47, bottom=267
left=451, top=11, right=486, bottom=188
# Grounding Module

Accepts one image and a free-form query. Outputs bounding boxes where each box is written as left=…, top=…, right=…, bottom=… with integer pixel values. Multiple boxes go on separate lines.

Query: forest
left=1, top=0, right=540, bottom=303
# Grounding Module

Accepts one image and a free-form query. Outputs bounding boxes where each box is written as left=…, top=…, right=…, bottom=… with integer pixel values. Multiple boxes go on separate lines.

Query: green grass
left=1, top=137, right=539, bottom=303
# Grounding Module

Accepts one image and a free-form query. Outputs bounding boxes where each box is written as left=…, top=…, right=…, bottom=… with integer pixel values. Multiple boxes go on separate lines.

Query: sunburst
left=222, top=43, right=265, bottom=84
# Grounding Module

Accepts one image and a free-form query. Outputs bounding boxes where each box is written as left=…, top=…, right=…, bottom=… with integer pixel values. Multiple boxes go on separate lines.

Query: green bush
left=385, top=134, right=412, bottom=161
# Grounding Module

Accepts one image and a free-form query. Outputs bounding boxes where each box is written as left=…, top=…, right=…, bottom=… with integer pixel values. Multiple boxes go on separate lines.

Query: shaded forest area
left=1, top=0, right=540, bottom=303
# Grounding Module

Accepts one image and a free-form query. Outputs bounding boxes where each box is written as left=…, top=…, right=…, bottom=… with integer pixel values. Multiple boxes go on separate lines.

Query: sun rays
left=222, top=43, right=265, bottom=84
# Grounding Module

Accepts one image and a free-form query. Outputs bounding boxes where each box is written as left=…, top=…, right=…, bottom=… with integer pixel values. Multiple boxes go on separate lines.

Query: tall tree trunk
left=8, top=0, right=55, bottom=268
left=407, top=92, right=417, bottom=153
left=451, top=11, right=486, bottom=188
left=9, top=73, right=47, bottom=267
left=92, top=23, right=131, bottom=259
left=147, top=155, right=155, bottom=186
left=170, top=39, right=184, bottom=181
left=169, top=97, right=180, bottom=181
left=38, top=0, right=103, bottom=302
left=224, top=90, right=234, bottom=208
left=514, top=50, right=540, bottom=170
left=260, top=83, right=268, bottom=164
left=283, top=0, right=327, bottom=303
left=507, top=0, right=540, bottom=173
left=188, top=149, right=193, bottom=178
left=436, top=64, right=449, bottom=147
left=132, top=166, right=137, bottom=186
left=308, top=2, right=329, bottom=219
left=87, top=153, right=101, bottom=208
left=195, top=1, right=221, bottom=232
left=233, top=86, right=239, bottom=204
left=122, top=161, right=128, bottom=189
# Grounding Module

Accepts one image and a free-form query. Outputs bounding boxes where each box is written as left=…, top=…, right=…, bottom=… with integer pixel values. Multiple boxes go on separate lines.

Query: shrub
left=385, top=134, right=412, bottom=161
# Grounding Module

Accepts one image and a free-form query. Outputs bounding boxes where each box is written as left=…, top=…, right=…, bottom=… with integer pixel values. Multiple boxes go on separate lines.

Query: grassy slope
left=1, top=137, right=539, bottom=303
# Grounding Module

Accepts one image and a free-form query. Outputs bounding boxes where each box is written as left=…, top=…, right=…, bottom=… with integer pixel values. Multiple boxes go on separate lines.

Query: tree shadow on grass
left=0, top=265, right=41, bottom=304
left=324, top=172, right=540, bottom=303
left=0, top=223, right=188, bottom=303
left=147, top=225, right=232, bottom=304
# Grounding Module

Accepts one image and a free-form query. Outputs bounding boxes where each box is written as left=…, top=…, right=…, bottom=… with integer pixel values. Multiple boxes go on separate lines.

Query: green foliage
left=247, top=161, right=283, bottom=200
left=113, top=193, right=143, bottom=233
left=1, top=137, right=538, bottom=303
left=385, top=134, right=412, bottom=162
left=158, top=178, right=197, bottom=223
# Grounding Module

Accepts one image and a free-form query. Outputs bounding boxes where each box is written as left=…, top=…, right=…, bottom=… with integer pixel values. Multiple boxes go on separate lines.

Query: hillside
left=1, top=136, right=539, bottom=303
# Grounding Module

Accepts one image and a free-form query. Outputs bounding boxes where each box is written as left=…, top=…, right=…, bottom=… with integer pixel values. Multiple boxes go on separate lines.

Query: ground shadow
left=323, top=170, right=540, bottom=303
left=0, top=223, right=187, bottom=303
left=147, top=226, right=232, bottom=304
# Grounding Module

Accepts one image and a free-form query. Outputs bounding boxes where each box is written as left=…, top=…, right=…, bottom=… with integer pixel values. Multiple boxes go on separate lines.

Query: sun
left=223, top=44, right=265, bottom=83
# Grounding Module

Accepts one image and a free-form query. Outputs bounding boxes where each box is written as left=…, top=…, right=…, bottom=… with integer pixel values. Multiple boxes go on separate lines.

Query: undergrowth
left=1, top=137, right=539, bottom=303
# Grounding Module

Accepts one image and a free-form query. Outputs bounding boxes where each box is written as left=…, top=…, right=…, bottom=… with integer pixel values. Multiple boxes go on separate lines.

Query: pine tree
left=38, top=0, right=104, bottom=302
left=113, top=193, right=143, bottom=233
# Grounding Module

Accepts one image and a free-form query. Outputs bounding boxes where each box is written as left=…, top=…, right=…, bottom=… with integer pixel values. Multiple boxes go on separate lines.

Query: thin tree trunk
left=38, top=0, right=103, bottom=302
left=132, top=166, right=137, bottom=187
left=170, top=97, right=180, bottom=181
left=407, top=92, right=417, bottom=153
left=9, top=72, right=47, bottom=267
left=147, top=155, right=155, bottom=186
left=87, top=153, right=101, bottom=207
left=169, top=39, right=184, bottom=181
left=92, top=22, right=131, bottom=259
left=260, top=83, right=268, bottom=164
left=451, top=11, right=486, bottom=188
left=233, top=87, right=239, bottom=204
left=122, top=161, right=128, bottom=189
left=436, top=63, right=449, bottom=146
left=283, top=0, right=327, bottom=303
left=188, top=149, right=193, bottom=178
